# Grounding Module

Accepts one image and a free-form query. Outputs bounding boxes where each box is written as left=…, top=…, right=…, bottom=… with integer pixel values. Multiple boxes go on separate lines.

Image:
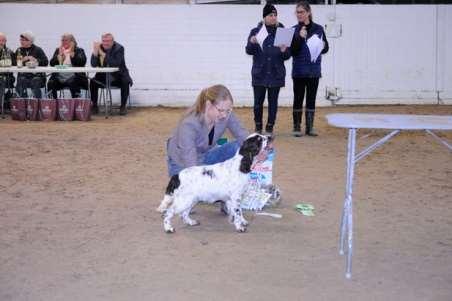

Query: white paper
left=306, top=34, right=324, bottom=62
left=255, top=212, right=282, bottom=218
left=255, top=24, right=268, bottom=49
left=273, top=27, right=295, bottom=47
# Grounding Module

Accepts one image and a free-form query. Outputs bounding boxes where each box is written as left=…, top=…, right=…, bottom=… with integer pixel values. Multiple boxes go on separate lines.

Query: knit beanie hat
left=263, top=4, right=277, bottom=18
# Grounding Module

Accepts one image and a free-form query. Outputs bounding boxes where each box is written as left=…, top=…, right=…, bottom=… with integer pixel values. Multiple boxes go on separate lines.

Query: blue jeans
left=167, top=141, right=240, bottom=177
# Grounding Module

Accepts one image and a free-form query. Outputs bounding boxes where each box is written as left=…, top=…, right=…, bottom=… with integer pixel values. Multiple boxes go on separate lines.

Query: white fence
left=0, top=3, right=451, bottom=106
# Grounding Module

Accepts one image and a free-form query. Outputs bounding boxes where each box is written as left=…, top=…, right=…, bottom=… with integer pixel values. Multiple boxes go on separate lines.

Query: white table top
left=326, top=113, right=452, bottom=130
left=0, top=66, right=118, bottom=73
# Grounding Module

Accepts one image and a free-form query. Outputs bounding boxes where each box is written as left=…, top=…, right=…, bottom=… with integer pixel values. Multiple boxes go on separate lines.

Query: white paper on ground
left=255, top=212, right=282, bottom=218
left=256, top=24, right=268, bottom=49
left=273, top=27, right=295, bottom=47
left=306, top=34, right=324, bottom=62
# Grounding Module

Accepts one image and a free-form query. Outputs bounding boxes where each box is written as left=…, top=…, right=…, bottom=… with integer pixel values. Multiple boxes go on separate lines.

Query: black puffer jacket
left=16, top=44, right=48, bottom=80
left=49, top=46, right=87, bottom=82
left=245, top=22, right=291, bottom=88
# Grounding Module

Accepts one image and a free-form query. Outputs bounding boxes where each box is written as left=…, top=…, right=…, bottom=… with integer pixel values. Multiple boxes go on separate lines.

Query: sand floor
left=1, top=105, right=451, bottom=301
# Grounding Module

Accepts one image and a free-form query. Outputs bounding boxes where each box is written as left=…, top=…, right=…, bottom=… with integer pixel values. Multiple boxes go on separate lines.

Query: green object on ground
left=295, top=203, right=315, bottom=216
left=217, top=137, right=228, bottom=145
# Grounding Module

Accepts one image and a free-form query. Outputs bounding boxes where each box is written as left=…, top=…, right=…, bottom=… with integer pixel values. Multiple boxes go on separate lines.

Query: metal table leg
left=105, top=72, right=112, bottom=119
left=339, top=128, right=357, bottom=279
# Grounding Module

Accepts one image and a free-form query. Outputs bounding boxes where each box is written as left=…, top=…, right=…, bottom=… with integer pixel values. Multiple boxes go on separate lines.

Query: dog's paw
left=236, top=226, right=247, bottom=233
left=156, top=205, right=166, bottom=213
left=164, top=226, right=175, bottom=233
left=187, top=219, right=200, bottom=226
left=241, top=219, right=249, bottom=227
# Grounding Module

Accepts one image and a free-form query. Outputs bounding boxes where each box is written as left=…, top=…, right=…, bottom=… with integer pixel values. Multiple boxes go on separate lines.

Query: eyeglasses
left=214, top=104, right=232, bottom=115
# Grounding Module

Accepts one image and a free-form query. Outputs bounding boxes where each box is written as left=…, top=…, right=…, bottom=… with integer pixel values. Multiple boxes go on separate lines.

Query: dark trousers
left=253, top=86, right=280, bottom=127
left=47, top=76, right=88, bottom=99
left=16, top=75, right=45, bottom=98
left=292, top=77, right=319, bottom=125
left=0, top=76, right=14, bottom=111
left=293, top=77, right=319, bottom=111
left=90, top=74, right=129, bottom=108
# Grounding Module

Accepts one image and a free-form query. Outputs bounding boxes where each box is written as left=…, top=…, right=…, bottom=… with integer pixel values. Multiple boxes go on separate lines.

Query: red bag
left=74, top=98, right=91, bottom=121
left=10, top=98, right=27, bottom=121
left=26, top=98, right=40, bottom=121
left=57, top=98, right=75, bottom=121
left=39, top=99, right=57, bottom=121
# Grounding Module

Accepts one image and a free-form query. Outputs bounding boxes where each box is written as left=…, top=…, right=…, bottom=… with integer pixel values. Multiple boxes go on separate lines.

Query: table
left=0, top=66, right=119, bottom=118
left=326, top=113, right=452, bottom=279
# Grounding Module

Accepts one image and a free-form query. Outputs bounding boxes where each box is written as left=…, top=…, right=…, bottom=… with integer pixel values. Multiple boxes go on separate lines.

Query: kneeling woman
left=166, top=84, right=249, bottom=177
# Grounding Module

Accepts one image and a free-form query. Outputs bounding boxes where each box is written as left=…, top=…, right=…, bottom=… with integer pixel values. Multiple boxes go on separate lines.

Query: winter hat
left=20, top=31, right=35, bottom=43
left=263, top=3, right=277, bottom=18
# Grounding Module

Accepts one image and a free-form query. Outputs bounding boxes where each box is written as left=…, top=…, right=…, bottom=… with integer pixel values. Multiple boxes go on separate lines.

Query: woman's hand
left=249, top=35, right=258, bottom=44
left=299, top=26, right=307, bottom=39
left=279, top=45, right=287, bottom=52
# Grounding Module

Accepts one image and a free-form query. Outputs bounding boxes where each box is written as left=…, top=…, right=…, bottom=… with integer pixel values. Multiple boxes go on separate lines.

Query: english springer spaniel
left=157, top=133, right=272, bottom=233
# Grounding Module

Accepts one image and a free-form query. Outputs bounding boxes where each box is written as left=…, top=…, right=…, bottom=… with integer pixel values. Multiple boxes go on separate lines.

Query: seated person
left=90, top=33, right=132, bottom=115
left=0, top=32, right=16, bottom=110
left=15, top=31, right=48, bottom=98
left=47, top=33, right=88, bottom=99
left=166, top=84, right=249, bottom=177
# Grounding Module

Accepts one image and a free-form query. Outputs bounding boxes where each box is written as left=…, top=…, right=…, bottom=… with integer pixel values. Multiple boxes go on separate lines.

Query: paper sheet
left=256, top=24, right=268, bottom=49
left=306, top=34, right=324, bottom=62
left=273, top=27, right=295, bottom=47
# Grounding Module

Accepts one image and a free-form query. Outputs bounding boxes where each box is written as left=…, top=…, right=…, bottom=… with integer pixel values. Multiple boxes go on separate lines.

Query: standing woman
left=291, top=1, right=329, bottom=136
left=246, top=3, right=291, bottom=135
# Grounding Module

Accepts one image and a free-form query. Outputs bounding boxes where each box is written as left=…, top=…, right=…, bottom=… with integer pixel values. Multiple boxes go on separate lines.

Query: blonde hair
left=187, top=84, right=234, bottom=116
left=61, top=33, right=77, bottom=47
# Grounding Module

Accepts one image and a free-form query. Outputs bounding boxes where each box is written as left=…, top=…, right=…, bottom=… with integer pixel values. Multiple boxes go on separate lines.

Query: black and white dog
left=157, top=133, right=272, bottom=233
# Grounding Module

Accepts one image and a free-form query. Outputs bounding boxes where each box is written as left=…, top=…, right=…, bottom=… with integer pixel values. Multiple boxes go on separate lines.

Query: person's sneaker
left=119, top=106, right=127, bottom=116
left=92, top=106, right=99, bottom=115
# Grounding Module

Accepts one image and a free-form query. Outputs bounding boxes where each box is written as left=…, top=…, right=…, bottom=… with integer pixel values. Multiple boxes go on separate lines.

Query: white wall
left=0, top=4, right=451, bottom=106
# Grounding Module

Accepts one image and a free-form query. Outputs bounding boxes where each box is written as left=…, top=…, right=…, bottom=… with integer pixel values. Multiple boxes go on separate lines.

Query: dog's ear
left=239, top=155, right=253, bottom=173
left=239, top=135, right=263, bottom=173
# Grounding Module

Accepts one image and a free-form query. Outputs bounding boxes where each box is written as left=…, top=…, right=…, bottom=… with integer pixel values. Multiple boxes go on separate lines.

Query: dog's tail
left=156, top=194, right=173, bottom=212
left=157, top=174, right=180, bottom=212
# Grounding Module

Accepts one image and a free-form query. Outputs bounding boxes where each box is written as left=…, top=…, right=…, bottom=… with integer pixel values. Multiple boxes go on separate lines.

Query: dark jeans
left=90, top=74, right=129, bottom=108
left=47, top=76, right=88, bottom=99
left=292, top=77, right=320, bottom=112
left=16, top=75, right=45, bottom=98
left=0, top=76, right=15, bottom=111
left=253, top=86, right=280, bottom=127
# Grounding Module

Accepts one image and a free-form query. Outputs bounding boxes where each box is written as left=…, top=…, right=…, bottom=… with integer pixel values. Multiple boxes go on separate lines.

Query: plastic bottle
left=16, top=50, right=23, bottom=68
left=5, top=51, right=12, bottom=67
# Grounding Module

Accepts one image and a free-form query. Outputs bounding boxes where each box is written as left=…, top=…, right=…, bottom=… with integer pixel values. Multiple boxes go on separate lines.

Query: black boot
left=292, top=110, right=302, bottom=137
left=265, top=123, right=274, bottom=136
left=255, top=122, right=263, bottom=134
left=305, top=110, right=318, bottom=136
